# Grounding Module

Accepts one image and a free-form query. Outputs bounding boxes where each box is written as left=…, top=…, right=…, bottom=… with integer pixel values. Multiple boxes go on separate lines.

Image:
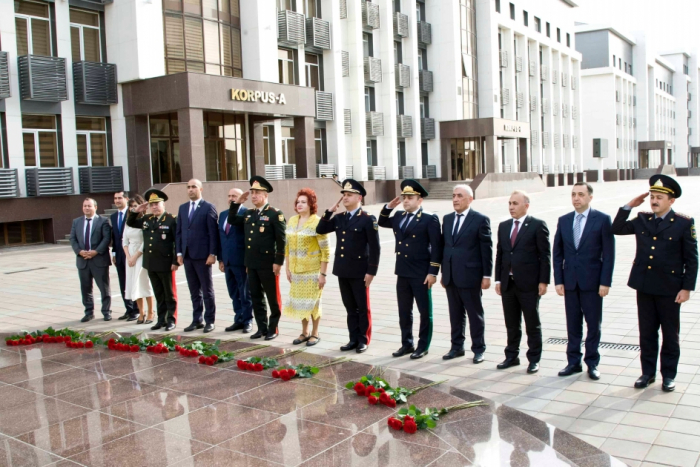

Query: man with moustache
left=111, top=191, right=138, bottom=321
left=612, top=175, right=697, bottom=392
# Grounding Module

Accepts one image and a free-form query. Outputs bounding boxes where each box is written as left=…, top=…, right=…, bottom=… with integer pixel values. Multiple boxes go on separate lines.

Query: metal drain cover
left=545, top=337, right=640, bottom=352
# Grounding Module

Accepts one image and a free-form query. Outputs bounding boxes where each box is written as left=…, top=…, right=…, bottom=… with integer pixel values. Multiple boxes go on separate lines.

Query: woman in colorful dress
left=123, top=194, right=155, bottom=324
left=284, top=188, right=330, bottom=346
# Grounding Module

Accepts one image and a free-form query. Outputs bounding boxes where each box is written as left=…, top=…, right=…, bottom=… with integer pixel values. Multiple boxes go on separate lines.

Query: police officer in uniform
left=378, top=179, right=442, bottom=359
left=227, top=176, right=286, bottom=341
left=612, top=175, right=698, bottom=392
left=317, top=179, right=381, bottom=353
left=126, top=189, right=179, bottom=331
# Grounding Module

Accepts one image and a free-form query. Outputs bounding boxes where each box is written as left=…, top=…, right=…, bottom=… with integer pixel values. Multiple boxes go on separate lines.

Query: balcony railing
left=278, top=10, right=306, bottom=46
left=418, top=21, right=432, bottom=46
left=265, top=164, right=296, bottom=180
left=26, top=167, right=74, bottom=196
left=0, top=169, right=19, bottom=198
left=345, top=165, right=354, bottom=179
left=422, top=165, right=437, bottom=178
left=366, top=111, right=384, bottom=136
left=79, top=166, right=123, bottom=193
left=73, top=61, right=117, bottom=105
left=501, top=88, right=510, bottom=106
left=515, top=56, right=523, bottom=72
left=398, top=166, right=414, bottom=179
left=316, top=164, right=336, bottom=178
left=418, top=70, right=433, bottom=92
left=364, top=57, right=382, bottom=83
left=396, top=115, right=413, bottom=138
left=368, top=166, right=386, bottom=180
left=421, top=118, right=435, bottom=140
left=393, top=12, right=409, bottom=38
left=395, top=64, right=410, bottom=88
left=361, top=1, right=380, bottom=29
left=18, top=55, right=68, bottom=102
left=499, top=51, right=508, bottom=68
left=315, top=91, right=334, bottom=121
left=306, top=17, right=331, bottom=51
left=0, top=52, right=10, bottom=99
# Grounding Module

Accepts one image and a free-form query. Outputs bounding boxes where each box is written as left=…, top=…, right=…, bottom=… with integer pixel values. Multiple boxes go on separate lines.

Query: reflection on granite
left=0, top=339, right=622, bottom=466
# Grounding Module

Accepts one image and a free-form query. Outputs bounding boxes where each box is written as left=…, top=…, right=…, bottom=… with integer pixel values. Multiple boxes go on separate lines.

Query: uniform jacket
left=176, top=199, right=219, bottom=260
left=495, top=216, right=551, bottom=292
left=316, top=208, right=381, bottom=279
left=378, top=206, right=442, bottom=279
left=441, top=210, right=493, bottom=289
left=553, top=209, right=615, bottom=291
left=110, top=210, right=128, bottom=264
left=228, top=202, right=286, bottom=269
left=217, top=206, right=247, bottom=267
left=612, top=208, right=698, bottom=295
left=69, top=215, right=112, bottom=269
left=126, top=210, right=178, bottom=273
left=285, top=215, right=330, bottom=274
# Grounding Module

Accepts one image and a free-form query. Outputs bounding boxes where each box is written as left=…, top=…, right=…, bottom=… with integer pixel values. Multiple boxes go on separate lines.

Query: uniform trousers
left=225, top=265, right=253, bottom=325
left=78, top=261, right=111, bottom=317
left=501, top=278, right=542, bottom=363
left=248, top=267, right=281, bottom=335
left=338, top=277, right=372, bottom=346
left=397, top=276, right=433, bottom=350
left=149, top=270, right=177, bottom=325
left=564, top=286, right=603, bottom=367
left=183, top=255, right=216, bottom=325
left=445, top=285, right=485, bottom=353
left=637, top=291, right=681, bottom=379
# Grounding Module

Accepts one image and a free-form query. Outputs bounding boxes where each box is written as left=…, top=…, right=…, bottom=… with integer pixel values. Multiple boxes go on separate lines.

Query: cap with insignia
left=143, top=189, right=168, bottom=203
left=649, top=174, right=682, bottom=198
left=400, top=179, right=428, bottom=198
left=249, top=175, right=273, bottom=193
left=340, top=179, right=366, bottom=197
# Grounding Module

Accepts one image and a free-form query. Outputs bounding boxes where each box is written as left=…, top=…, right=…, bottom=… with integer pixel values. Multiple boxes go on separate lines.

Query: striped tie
left=574, top=213, right=583, bottom=249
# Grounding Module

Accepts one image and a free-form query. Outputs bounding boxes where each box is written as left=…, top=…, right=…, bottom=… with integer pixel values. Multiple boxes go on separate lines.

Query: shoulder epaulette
left=674, top=212, right=691, bottom=219
left=639, top=211, right=652, bottom=215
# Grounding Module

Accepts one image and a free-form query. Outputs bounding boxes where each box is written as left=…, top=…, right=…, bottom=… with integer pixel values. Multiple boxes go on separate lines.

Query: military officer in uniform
left=126, top=189, right=179, bottom=331
left=227, top=176, right=286, bottom=341
left=378, top=179, right=442, bottom=359
left=612, top=175, right=698, bottom=392
left=317, top=179, right=381, bottom=353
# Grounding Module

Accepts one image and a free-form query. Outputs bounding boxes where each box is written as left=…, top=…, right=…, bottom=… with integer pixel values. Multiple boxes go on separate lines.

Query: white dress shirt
left=346, top=206, right=361, bottom=218
left=452, top=208, right=470, bottom=235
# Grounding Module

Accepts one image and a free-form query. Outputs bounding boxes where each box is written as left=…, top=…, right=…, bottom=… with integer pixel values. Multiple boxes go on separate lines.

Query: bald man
left=218, top=188, right=253, bottom=332
left=176, top=179, right=220, bottom=333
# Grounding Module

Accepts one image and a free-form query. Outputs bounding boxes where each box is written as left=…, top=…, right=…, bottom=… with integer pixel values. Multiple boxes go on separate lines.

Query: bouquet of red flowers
left=106, top=331, right=149, bottom=352
left=5, top=327, right=99, bottom=346
left=387, top=401, right=487, bottom=434
left=5, top=333, right=40, bottom=346
left=272, top=357, right=351, bottom=381
left=196, top=343, right=270, bottom=365
left=176, top=338, right=240, bottom=358
left=346, top=374, right=447, bottom=407
left=236, top=348, right=307, bottom=372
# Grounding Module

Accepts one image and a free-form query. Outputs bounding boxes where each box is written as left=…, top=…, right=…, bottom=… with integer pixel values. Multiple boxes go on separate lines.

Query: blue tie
left=188, top=201, right=195, bottom=222
left=574, top=214, right=583, bottom=249
left=118, top=211, right=123, bottom=235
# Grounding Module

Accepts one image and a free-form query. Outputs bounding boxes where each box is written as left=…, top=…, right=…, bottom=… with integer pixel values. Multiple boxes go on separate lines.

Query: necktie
left=188, top=202, right=195, bottom=222
left=347, top=211, right=353, bottom=221
left=118, top=211, right=123, bottom=235
left=225, top=223, right=231, bottom=235
left=401, top=213, right=413, bottom=233
left=574, top=214, right=583, bottom=249
left=85, top=218, right=92, bottom=251
left=655, top=217, right=663, bottom=228
left=453, top=214, right=463, bottom=237
left=510, top=220, right=520, bottom=247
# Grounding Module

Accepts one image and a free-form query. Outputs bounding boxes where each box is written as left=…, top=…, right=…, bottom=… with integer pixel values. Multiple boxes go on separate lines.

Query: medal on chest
left=162, top=234, right=166, bottom=240
left=260, top=226, right=265, bottom=233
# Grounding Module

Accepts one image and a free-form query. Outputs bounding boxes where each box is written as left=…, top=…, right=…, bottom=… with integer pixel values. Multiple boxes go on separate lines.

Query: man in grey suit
left=69, top=198, right=113, bottom=322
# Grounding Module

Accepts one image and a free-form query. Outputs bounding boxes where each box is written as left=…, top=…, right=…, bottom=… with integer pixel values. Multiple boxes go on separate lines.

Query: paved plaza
left=1, top=178, right=699, bottom=466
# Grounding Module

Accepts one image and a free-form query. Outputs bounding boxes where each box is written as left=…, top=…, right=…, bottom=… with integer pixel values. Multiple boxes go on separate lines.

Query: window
left=363, top=33, right=373, bottom=57
left=263, top=125, right=271, bottom=164
left=22, top=115, right=58, bottom=168
left=556, top=28, right=560, bottom=42
left=420, top=96, right=429, bottom=118
left=495, top=0, right=500, bottom=13
left=523, top=11, right=528, bottom=26
left=416, top=2, right=424, bottom=21
left=15, top=0, right=52, bottom=56
left=150, top=113, right=181, bottom=184
left=305, top=53, right=321, bottom=90
left=629, top=65, right=632, bottom=74
left=76, top=117, right=107, bottom=166
left=618, top=58, right=621, bottom=69
left=394, top=41, right=402, bottom=65
left=397, top=141, right=406, bottom=166
left=366, top=139, right=377, bottom=166
left=509, top=3, right=514, bottom=20
left=203, top=111, right=247, bottom=181
left=396, top=91, right=404, bottom=115
left=566, top=33, right=570, bottom=47
left=70, top=9, right=101, bottom=62
left=613, top=55, right=616, bottom=67
left=303, top=0, right=319, bottom=18
left=546, top=22, right=550, bottom=37
left=364, top=87, right=375, bottom=112
left=277, top=0, right=295, bottom=11
left=280, top=127, right=295, bottom=165
left=417, top=48, right=427, bottom=70
left=0, top=220, right=45, bottom=247
left=534, top=16, right=541, bottom=33
left=315, top=129, right=326, bottom=164
left=278, top=48, right=295, bottom=84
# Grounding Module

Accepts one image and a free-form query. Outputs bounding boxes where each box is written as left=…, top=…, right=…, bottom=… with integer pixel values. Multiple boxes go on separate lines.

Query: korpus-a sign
left=503, top=124, right=522, bottom=133
left=231, top=89, right=287, bottom=105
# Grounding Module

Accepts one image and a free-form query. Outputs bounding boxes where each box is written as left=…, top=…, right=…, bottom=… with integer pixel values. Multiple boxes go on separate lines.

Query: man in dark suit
left=69, top=198, right=113, bottom=322
left=378, top=179, right=442, bottom=359
left=317, top=179, right=381, bottom=353
left=176, top=179, right=219, bottom=333
left=218, top=188, right=253, bottom=333
left=111, top=191, right=138, bottom=321
left=441, top=184, right=492, bottom=363
left=495, top=190, right=551, bottom=373
left=612, top=175, right=698, bottom=392
left=228, top=176, right=286, bottom=340
left=554, top=183, right=615, bottom=380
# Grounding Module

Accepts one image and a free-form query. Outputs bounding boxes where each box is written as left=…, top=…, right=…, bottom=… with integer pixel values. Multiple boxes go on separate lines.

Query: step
left=57, top=239, right=71, bottom=245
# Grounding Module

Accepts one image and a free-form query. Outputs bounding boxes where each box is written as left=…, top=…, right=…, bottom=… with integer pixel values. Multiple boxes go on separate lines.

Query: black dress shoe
left=225, top=323, right=244, bottom=332
left=80, top=314, right=94, bottom=323
left=103, top=315, right=112, bottom=322
left=126, top=315, right=138, bottom=322
left=588, top=367, right=601, bottom=380
left=243, top=324, right=253, bottom=333
left=118, top=313, right=129, bottom=320
left=184, top=323, right=204, bottom=332
left=410, top=349, right=428, bottom=359
left=340, top=342, right=358, bottom=351
left=165, top=323, right=176, bottom=331
left=151, top=323, right=164, bottom=331
left=497, top=358, right=520, bottom=370
left=392, top=346, right=415, bottom=357
left=527, top=362, right=540, bottom=374
left=203, top=323, right=215, bottom=333
left=442, top=349, right=465, bottom=360
left=473, top=353, right=484, bottom=364
left=356, top=344, right=368, bottom=353
left=662, top=378, right=675, bottom=392
left=634, top=375, right=656, bottom=388
left=265, top=332, right=278, bottom=341
left=558, top=364, right=583, bottom=377
left=250, top=330, right=265, bottom=339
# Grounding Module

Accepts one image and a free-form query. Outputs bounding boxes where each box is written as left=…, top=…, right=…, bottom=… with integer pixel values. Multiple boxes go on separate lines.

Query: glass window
left=556, top=27, right=560, bottom=42
left=277, top=0, right=295, bottom=10
left=70, top=9, right=101, bottom=62
left=281, top=127, right=295, bottom=165
left=566, top=33, right=570, bottom=47
left=314, top=129, right=326, bottom=164
left=417, top=48, right=425, bottom=70
left=22, top=114, right=57, bottom=168
left=263, top=126, right=271, bottom=165
left=363, top=33, right=372, bottom=58
left=523, top=11, right=528, bottom=26
left=203, top=111, right=247, bottom=181
left=534, top=17, right=540, bottom=33
left=495, top=0, right=500, bottom=13
left=76, top=117, right=107, bottom=166
left=396, top=91, right=404, bottom=115
left=305, top=53, right=321, bottom=90
left=150, top=113, right=181, bottom=184
left=509, top=3, right=514, bottom=20
left=546, top=22, right=550, bottom=37
left=303, top=0, right=318, bottom=18
left=15, top=0, right=51, bottom=56
left=278, top=48, right=295, bottom=84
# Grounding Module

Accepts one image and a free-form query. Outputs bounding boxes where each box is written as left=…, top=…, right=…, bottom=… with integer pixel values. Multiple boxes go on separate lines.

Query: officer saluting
left=612, top=175, right=698, bottom=392
left=378, top=179, right=442, bottom=359
left=227, top=176, right=286, bottom=341
left=126, top=189, right=179, bottom=331
left=317, top=179, right=380, bottom=353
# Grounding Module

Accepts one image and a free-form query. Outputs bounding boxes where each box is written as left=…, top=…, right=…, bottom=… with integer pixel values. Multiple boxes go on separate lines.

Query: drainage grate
left=4, top=267, right=48, bottom=275
left=545, top=337, right=640, bottom=352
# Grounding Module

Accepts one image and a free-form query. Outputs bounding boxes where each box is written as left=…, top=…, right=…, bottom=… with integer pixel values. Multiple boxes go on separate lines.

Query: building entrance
left=450, top=137, right=482, bottom=181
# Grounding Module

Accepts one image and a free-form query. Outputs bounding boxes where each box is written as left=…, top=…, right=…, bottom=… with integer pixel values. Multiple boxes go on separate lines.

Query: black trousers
left=501, top=279, right=542, bottom=363
left=396, top=276, right=433, bottom=351
left=248, top=267, right=281, bottom=335
left=78, top=262, right=111, bottom=317
left=183, top=256, right=216, bottom=325
left=338, top=277, right=372, bottom=346
left=149, top=270, right=177, bottom=325
left=564, top=286, right=603, bottom=367
left=637, top=291, right=681, bottom=379
left=115, top=257, right=137, bottom=317
left=446, top=285, right=486, bottom=353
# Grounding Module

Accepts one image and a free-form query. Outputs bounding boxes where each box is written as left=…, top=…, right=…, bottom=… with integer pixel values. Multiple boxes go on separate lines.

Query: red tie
left=225, top=223, right=230, bottom=235
left=510, top=220, right=520, bottom=247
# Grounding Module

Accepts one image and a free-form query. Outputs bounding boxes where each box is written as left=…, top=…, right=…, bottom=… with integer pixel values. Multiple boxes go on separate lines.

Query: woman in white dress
left=123, top=195, right=155, bottom=324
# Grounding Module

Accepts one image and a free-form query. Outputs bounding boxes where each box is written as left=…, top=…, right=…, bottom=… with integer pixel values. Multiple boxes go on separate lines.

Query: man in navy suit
left=176, top=179, right=219, bottom=333
left=111, top=191, right=138, bottom=321
left=554, top=183, right=615, bottom=380
left=441, top=185, right=493, bottom=363
left=218, top=188, right=253, bottom=333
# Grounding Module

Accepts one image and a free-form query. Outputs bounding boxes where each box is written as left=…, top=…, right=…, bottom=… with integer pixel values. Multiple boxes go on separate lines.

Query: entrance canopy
left=440, top=117, right=530, bottom=140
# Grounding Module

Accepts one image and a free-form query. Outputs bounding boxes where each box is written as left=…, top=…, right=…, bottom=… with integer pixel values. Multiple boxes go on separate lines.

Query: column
left=125, top=115, right=152, bottom=194
left=247, top=117, right=266, bottom=177
left=177, top=108, right=205, bottom=182
left=484, top=135, right=498, bottom=173
left=294, top=117, right=316, bottom=178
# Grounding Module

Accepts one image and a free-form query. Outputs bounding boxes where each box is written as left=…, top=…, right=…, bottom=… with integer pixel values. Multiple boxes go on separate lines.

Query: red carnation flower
left=378, top=388, right=385, bottom=394
left=206, top=357, right=215, bottom=366
left=198, top=356, right=206, bottom=364
left=190, top=350, right=199, bottom=357
left=271, top=370, right=280, bottom=378
left=64, top=336, right=72, bottom=343
left=211, top=355, right=218, bottom=362
left=379, top=393, right=390, bottom=404
left=78, top=342, right=85, bottom=348
left=108, top=338, right=115, bottom=345
left=85, top=341, right=94, bottom=348
left=404, top=416, right=414, bottom=423
left=280, top=373, right=291, bottom=381
left=288, top=369, right=296, bottom=377
left=161, top=348, right=169, bottom=354
left=130, top=345, right=140, bottom=352
left=42, top=334, right=49, bottom=340
left=365, top=385, right=376, bottom=396
left=403, top=420, right=418, bottom=434
left=4, top=340, right=10, bottom=346
left=388, top=418, right=402, bottom=430
left=387, top=399, right=397, bottom=408
left=368, top=396, right=379, bottom=405
left=254, top=363, right=264, bottom=371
